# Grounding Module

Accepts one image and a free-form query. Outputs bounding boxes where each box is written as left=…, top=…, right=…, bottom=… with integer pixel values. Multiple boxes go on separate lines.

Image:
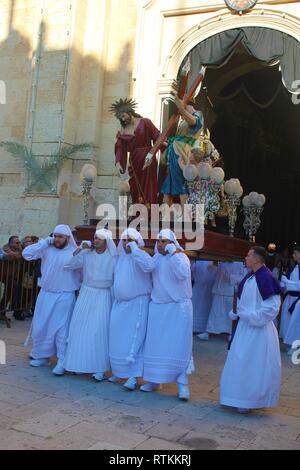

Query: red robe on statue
left=115, top=118, right=160, bottom=206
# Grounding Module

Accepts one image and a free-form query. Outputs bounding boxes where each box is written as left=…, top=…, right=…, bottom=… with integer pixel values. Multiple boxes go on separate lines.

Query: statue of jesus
left=110, top=98, right=161, bottom=206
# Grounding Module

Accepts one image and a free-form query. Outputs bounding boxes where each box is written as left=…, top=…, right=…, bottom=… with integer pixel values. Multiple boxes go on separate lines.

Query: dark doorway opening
left=197, top=46, right=300, bottom=249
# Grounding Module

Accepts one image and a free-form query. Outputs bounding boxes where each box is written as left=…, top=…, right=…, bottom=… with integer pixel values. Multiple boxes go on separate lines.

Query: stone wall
left=0, top=0, right=137, bottom=243
left=0, top=0, right=299, bottom=244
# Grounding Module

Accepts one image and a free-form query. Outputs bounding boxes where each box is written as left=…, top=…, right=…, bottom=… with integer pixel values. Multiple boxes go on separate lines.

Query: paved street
left=0, top=318, right=299, bottom=450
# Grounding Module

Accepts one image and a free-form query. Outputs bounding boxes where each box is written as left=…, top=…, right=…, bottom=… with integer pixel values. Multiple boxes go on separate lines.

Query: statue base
left=74, top=219, right=252, bottom=261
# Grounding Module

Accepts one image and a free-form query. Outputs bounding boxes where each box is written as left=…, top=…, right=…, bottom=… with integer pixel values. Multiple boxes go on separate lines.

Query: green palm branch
left=0, top=141, right=97, bottom=192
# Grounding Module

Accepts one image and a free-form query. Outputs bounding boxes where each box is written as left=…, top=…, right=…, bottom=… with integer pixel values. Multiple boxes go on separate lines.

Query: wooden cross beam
left=149, top=63, right=207, bottom=156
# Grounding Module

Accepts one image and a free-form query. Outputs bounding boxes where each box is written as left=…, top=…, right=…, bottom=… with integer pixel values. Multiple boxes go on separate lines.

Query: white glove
left=80, top=240, right=92, bottom=249
left=115, top=162, right=123, bottom=177
left=142, top=152, right=153, bottom=170
left=281, top=275, right=288, bottom=284
left=127, top=241, right=138, bottom=252
left=46, top=236, right=54, bottom=245
left=165, top=243, right=176, bottom=255
left=228, top=310, right=238, bottom=320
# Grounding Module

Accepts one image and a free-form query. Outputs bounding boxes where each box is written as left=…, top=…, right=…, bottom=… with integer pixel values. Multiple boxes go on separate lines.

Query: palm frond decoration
left=0, top=141, right=98, bottom=193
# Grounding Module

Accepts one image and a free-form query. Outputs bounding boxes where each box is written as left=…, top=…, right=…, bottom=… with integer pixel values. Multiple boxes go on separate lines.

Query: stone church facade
left=0, top=0, right=299, bottom=242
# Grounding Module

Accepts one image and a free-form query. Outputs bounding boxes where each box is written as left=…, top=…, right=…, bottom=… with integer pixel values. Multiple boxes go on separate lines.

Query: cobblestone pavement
left=0, top=318, right=299, bottom=450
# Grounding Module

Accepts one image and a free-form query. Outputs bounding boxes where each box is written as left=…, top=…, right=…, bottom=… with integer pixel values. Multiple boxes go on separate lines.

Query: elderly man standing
left=109, top=228, right=152, bottom=390
left=1, top=236, right=24, bottom=320
left=23, top=225, right=81, bottom=375
left=134, top=229, right=193, bottom=401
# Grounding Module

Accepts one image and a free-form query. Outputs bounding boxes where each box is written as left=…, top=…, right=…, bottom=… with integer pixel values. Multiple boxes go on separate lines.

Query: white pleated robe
left=23, top=239, right=81, bottom=360
left=136, top=250, right=193, bottom=385
left=109, top=249, right=152, bottom=378
left=280, top=265, right=300, bottom=342
left=282, top=266, right=300, bottom=346
left=207, top=262, right=247, bottom=334
left=63, top=249, right=117, bottom=373
left=191, top=261, right=217, bottom=333
left=220, top=275, right=281, bottom=409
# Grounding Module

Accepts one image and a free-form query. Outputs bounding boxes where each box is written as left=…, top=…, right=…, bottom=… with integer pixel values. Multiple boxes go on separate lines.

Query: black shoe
left=24, top=309, right=34, bottom=318
left=13, top=311, right=25, bottom=321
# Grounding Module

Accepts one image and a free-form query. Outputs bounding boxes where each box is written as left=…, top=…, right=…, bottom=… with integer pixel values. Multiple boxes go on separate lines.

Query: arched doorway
left=160, top=9, right=300, bottom=82
left=205, top=49, right=300, bottom=248
left=158, top=14, right=300, bottom=249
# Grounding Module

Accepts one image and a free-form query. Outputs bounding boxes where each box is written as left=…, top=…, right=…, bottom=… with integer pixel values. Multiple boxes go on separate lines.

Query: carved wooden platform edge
left=75, top=224, right=252, bottom=261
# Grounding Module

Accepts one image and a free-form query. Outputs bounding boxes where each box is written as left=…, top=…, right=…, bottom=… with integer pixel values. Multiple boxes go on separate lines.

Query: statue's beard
left=119, top=116, right=132, bottom=128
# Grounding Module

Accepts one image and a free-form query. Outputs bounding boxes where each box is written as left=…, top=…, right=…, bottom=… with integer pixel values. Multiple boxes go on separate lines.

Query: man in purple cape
left=220, top=246, right=282, bottom=414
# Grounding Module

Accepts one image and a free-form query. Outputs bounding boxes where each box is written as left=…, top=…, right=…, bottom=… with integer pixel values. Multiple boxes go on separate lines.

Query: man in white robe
left=198, top=261, right=247, bottom=340
left=281, top=246, right=300, bottom=355
left=23, top=225, right=81, bottom=375
left=191, top=260, right=217, bottom=334
left=63, top=229, right=117, bottom=379
left=109, top=228, right=152, bottom=390
left=138, top=229, right=193, bottom=401
left=220, top=246, right=281, bottom=413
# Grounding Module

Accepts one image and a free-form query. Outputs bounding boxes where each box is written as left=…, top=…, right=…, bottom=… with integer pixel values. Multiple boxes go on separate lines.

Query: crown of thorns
left=109, top=98, right=139, bottom=116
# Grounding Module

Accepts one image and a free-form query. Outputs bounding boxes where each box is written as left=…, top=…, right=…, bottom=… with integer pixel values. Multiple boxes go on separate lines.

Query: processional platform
left=75, top=219, right=251, bottom=262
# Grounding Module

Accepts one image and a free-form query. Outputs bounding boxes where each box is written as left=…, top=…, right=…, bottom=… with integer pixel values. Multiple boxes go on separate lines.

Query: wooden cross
left=149, top=61, right=207, bottom=156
